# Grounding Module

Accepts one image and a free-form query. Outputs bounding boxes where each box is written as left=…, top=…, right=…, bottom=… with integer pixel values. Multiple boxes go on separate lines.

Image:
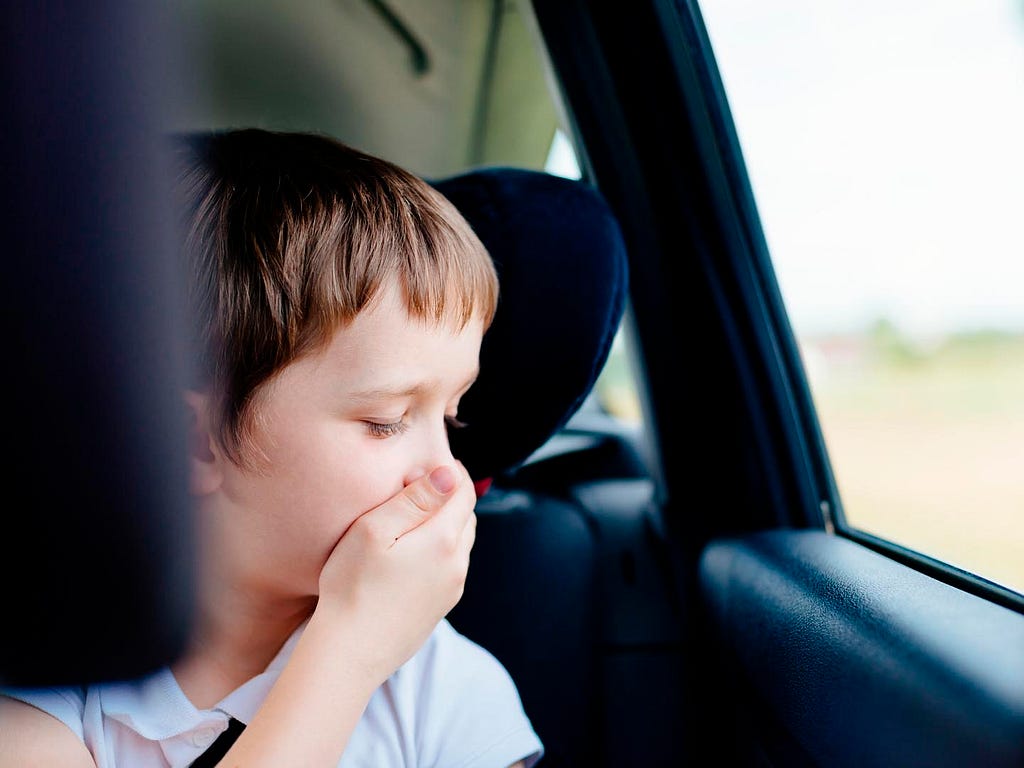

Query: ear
left=183, top=390, right=224, bottom=497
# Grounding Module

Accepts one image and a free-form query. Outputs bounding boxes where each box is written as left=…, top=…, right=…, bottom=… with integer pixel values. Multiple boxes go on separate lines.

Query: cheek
left=251, top=420, right=410, bottom=542
left=311, top=439, right=410, bottom=533
left=342, top=446, right=408, bottom=510
left=330, top=464, right=398, bottom=527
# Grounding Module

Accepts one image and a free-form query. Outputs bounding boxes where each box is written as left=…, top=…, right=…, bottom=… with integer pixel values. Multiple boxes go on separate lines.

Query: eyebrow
left=346, top=368, right=480, bottom=403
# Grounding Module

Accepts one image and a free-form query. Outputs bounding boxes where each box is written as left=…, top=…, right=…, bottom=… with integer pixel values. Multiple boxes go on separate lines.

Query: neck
left=171, top=532, right=317, bottom=709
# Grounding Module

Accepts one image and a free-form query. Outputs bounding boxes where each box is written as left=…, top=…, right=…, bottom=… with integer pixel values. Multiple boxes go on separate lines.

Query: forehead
left=291, top=283, right=485, bottom=397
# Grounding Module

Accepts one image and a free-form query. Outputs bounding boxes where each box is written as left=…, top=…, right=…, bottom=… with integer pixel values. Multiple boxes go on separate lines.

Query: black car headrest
left=432, top=168, right=629, bottom=483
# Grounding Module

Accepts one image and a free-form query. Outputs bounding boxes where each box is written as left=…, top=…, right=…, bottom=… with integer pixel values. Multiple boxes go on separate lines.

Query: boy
left=0, top=128, right=543, bottom=767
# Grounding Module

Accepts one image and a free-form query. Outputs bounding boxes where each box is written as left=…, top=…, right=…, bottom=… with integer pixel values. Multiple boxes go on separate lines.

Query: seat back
left=2, top=1, right=194, bottom=687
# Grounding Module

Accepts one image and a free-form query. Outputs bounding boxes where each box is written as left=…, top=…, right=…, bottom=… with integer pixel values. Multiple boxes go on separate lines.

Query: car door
left=526, top=1, right=1024, bottom=766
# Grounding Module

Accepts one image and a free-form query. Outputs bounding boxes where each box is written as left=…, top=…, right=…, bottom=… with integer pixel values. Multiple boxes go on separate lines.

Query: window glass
left=700, top=1, right=1024, bottom=593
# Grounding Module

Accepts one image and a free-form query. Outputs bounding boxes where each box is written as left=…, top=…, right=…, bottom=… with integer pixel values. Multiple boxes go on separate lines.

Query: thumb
left=384, top=465, right=459, bottom=541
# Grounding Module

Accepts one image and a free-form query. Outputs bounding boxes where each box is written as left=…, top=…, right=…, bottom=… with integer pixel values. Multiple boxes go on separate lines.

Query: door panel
left=701, top=531, right=1024, bottom=767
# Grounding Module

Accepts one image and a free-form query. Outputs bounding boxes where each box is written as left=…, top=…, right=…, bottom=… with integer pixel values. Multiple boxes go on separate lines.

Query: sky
left=699, top=0, right=1024, bottom=338
left=550, top=1, right=1024, bottom=339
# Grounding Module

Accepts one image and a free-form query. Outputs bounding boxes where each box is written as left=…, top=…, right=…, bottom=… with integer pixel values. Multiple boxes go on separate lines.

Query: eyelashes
left=445, top=414, right=469, bottom=431
left=365, top=420, right=409, bottom=438
left=364, top=414, right=469, bottom=439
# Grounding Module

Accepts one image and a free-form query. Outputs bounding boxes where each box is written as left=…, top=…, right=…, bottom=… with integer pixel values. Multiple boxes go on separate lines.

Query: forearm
left=215, top=466, right=473, bottom=766
left=216, top=609, right=381, bottom=767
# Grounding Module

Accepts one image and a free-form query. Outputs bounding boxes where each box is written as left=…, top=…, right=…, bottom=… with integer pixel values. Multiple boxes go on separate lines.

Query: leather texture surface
left=700, top=530, right=1024, bottom=768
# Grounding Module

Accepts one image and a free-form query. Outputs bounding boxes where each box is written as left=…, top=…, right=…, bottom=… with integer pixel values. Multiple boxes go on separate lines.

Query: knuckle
left=449, top=558, right=468, bottom=588
left=399, top=493, right=431, bottom=522
left=347, top=514, right=370, bottom=537
left=438, top=531, right=460, bottom=557
left=444, top=572, right=466, bottom=607
left=404, top=488, right=432, bottom=514
left=360, top=518, right=391, bottom=547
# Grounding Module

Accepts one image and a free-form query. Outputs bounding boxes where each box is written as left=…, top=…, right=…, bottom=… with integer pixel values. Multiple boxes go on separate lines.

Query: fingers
left=403, top=466, right=457, bottom=513
left=392, top=462, right=476, bottom=554
left=458, top=507, right=477, bottom=562
left=456, top=464, right=477, bottom=552
left=353, top=464, right=465, bottom=546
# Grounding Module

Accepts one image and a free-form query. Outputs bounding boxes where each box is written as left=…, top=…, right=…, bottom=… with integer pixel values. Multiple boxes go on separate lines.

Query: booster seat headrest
left=432, top=168, right=629, bottom=482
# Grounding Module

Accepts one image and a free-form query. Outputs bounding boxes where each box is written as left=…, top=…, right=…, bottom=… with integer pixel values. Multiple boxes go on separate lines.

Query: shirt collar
left=100, top=618, right=308, bottom=740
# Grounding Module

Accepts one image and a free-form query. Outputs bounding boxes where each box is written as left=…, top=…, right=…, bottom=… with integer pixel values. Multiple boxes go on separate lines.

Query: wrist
left=305, top=601, right=391, bottom=692
left=221, top=605, right=382, bottom=766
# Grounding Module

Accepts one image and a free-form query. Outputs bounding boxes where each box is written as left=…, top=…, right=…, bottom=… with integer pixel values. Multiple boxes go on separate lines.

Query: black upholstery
left=451, top=489, right=602, bottom=766
left=431, top=168, right=629, bottom=765
left=433, top=168, right=629, bottom=482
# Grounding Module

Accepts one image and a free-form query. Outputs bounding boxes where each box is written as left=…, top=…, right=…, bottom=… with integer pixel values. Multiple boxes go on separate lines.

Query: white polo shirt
left=2, top=619, right=543, bottom=768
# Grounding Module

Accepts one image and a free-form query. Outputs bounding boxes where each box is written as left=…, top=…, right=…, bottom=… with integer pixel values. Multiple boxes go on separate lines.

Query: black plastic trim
left=530, top=0, right=837, bottom=540
left=842, top=528, right=1024, bottom=615
left=700, top=530, right=1024, bottom=768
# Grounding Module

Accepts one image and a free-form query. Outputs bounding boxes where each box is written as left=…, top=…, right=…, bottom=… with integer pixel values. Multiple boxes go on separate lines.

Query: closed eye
left=365, top=419, right=409, bottom=438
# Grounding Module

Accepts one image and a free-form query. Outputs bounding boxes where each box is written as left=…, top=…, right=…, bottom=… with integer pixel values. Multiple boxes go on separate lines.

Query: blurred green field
left=808, top=328, right=1024, bottom=595
left=596, top=326, right=1024, bottom=595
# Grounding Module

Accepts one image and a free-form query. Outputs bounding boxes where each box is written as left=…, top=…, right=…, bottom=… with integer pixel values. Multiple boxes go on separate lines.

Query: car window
left=699, top=0, right=1024, bottom=593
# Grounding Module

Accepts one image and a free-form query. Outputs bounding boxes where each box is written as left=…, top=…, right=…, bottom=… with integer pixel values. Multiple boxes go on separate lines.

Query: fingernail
left=429, top=466, right=456, bottom=494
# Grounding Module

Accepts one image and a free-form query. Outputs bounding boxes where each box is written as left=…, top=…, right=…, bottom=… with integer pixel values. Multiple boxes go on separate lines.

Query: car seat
left=432, top=168, right=679, bottom=767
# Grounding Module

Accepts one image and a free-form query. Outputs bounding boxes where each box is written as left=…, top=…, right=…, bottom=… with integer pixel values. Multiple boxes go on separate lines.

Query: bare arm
left=217, top=464, right=477, bottom=766
left=213, top=611, right=379, bottom=766
left=0, top=695, right=96, bottom=768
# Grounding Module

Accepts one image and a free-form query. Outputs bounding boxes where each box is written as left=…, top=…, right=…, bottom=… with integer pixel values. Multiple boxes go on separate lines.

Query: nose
left=402, top=417, right=456, bottom=488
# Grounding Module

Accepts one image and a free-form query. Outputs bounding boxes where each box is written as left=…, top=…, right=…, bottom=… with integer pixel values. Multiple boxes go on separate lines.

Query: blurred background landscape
left=803, top=325, right=1024, bottom=593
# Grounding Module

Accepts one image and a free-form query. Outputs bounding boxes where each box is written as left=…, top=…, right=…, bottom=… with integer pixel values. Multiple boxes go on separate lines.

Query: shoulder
left=0, top=685, right=87, bottom=739
left=0, top=693, right=95, bottom=767
left=396, top=618, right=526, bottom=718
left=416, top=618, right=517, bottom=688
left=370, top=619, right=543, bottom=768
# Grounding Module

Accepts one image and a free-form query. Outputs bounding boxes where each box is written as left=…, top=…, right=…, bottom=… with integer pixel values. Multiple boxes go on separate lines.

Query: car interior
left=4, top=1, right=1023, bottom=767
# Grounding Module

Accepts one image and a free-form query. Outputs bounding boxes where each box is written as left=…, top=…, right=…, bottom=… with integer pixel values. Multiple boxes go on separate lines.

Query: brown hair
left=173, top=128, right=498, bottom=467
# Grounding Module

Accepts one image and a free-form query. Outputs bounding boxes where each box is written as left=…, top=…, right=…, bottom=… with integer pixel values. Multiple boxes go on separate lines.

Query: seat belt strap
left=188, top=717, right=246, bottom=768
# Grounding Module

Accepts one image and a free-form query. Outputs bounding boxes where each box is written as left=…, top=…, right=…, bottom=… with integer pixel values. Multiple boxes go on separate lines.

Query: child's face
left=214, top=281, right=483, bottom=596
